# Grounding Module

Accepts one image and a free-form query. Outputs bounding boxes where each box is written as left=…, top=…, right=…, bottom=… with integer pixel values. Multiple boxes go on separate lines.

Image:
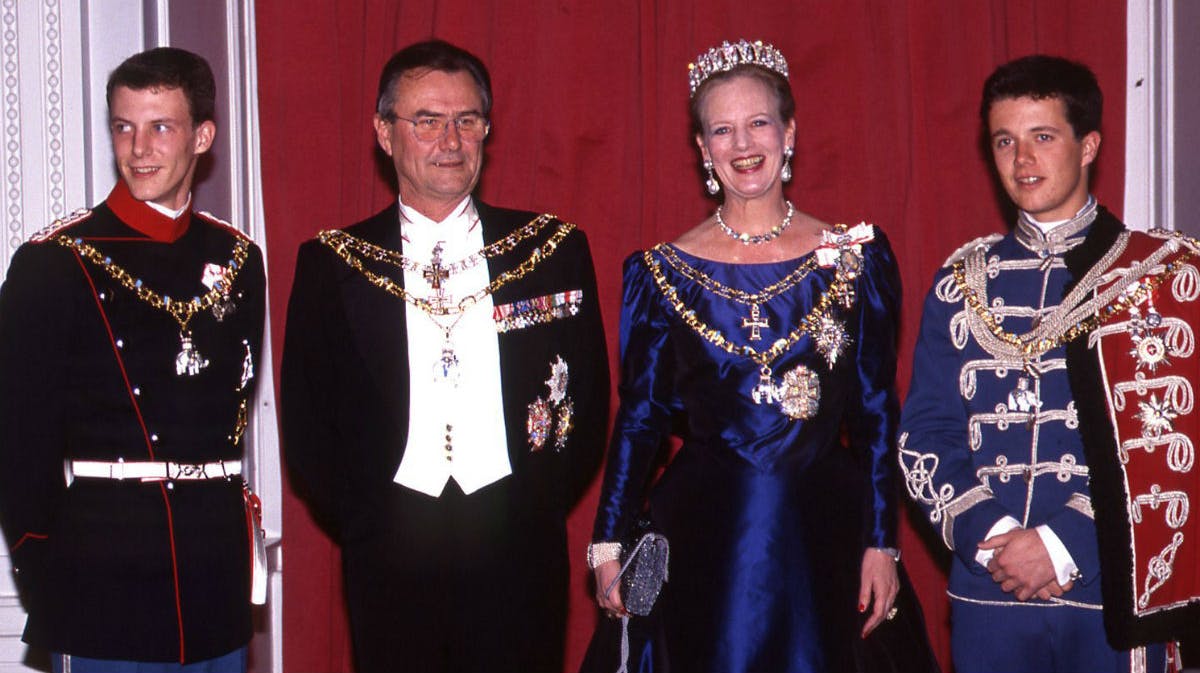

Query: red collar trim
left=105, top=180, right=190, bottom=242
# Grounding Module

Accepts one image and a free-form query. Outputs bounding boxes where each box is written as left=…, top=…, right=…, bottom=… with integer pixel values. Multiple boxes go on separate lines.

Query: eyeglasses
left=390, top=114, right=491, bottom=142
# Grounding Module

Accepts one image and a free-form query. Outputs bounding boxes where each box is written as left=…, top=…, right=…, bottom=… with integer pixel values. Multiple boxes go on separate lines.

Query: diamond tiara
left=687, top=39, right=789, bottom=97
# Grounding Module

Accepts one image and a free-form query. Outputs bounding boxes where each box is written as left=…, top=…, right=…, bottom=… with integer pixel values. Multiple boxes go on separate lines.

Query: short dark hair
left=106, top=47, right=216, bottom=125
left=980, top=55, right=1102, bottom=139
left=689, top=64, right=795, bottom=136
left=376, top=40, right=492, bottom=119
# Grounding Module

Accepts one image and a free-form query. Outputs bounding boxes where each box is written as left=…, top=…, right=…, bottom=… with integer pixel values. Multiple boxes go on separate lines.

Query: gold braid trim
left=56, top=234, right=250, bottom=332
left=318, top=217, right=576, bottom=316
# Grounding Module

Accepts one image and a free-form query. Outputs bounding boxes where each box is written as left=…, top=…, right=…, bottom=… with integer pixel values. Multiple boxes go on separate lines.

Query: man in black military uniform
left=0, top=47, right=265, bottom=672
left=282, top=40, right=609, bottom=672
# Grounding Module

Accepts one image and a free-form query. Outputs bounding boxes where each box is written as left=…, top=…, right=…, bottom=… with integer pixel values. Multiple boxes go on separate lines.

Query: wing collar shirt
left=392, top=195, right=512, bottom=496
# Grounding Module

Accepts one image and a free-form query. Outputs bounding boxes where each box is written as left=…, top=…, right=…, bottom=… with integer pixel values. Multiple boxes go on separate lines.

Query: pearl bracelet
left=586, top=542, right=623, bottom=569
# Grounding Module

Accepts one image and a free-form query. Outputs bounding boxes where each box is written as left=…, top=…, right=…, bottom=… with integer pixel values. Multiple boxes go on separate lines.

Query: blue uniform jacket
left=898, top=207, right=1120, bottom=608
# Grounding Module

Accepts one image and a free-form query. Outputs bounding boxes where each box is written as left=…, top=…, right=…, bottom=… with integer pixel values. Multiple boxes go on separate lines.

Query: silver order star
left=1136, top=393, right=1177, bottom=439
left=1129, top=333, right=1171, bottom=373
left=814, top=315, right=850, bottom=367
left=545, top=355, right=569, bottom=405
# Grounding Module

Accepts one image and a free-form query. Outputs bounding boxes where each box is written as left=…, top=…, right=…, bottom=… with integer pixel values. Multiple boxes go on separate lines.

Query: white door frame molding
left=1124, top=0, right=1176, bottom=233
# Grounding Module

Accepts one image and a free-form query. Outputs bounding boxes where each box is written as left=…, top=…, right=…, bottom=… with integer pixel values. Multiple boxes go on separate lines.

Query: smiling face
left=988, top=95, right=1100, bottom=222
left=109, top=85, right=214, bottom=210
left=373, top=69, right=487, bottom=221
left=694, top=74, right=795, bottom=204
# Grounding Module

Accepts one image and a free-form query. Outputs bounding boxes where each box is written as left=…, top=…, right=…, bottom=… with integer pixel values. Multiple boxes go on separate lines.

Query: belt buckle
left=172, top=462, right=208, bottom=480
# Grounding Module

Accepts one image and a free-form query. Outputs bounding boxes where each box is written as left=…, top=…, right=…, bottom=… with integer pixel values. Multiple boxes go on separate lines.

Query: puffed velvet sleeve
left=846, top=228, right=902, bottom=550
left=592, top=252, right=678, bottom=542
left=898, top=266, right=1014, bottom=571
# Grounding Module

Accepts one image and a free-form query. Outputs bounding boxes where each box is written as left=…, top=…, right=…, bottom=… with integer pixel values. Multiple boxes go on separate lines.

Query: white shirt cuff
left=1035, top=524, right=1079, bottom=585
left=974, top=515, right=1021, bottom=568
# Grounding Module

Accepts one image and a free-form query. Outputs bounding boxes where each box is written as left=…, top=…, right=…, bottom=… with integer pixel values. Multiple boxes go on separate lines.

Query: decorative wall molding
left=40, top=0, right=65, bottom=220
left=2, top=0, right=23, bottom=252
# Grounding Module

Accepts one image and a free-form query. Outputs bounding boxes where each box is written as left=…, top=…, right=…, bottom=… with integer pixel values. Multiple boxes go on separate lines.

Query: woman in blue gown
left=587, top=40, right=933, bottom=673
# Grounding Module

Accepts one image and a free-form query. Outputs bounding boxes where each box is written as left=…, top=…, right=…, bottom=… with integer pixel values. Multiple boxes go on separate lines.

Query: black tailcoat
left=281, top=200, right=609, bottom=672
left=0, top=182, right=266, bottom=663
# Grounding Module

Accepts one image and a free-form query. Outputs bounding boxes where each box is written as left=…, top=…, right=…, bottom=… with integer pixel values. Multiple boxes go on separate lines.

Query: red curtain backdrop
left=254, top=2, right=1126, bottom=670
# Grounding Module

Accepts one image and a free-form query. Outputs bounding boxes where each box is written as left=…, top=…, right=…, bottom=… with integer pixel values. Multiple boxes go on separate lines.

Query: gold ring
left=886, top=606, right=898, bottom=621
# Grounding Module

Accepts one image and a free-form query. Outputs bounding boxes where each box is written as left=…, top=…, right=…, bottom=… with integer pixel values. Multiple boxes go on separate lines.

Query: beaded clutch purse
left=606, top=531, right=669, bottom=616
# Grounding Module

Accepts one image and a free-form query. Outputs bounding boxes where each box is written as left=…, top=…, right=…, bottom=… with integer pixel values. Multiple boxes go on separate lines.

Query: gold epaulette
left=942, top=233, right=1004, bottom=268
left=29, top=208, right=92, bottom=243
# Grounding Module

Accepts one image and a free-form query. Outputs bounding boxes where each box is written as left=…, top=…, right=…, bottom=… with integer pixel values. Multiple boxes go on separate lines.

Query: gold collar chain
left=56, top=234, right=251, bottom=376
left=652, top=243, right=818, bottom=306
left=642, top=248, right=849, bottom=370
left=328, top=213, right=556, bottom=278
left=952, top=235, right=1193, bottom=360
left=57, top=234, right=250, bottom=331
left=318, top=216, right=575, bottom=317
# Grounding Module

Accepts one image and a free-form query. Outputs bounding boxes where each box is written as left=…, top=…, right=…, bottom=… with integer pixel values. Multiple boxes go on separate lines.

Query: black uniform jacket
left=281, top=198, right=609, bottom=561
left=0, top=181, right=266, bottom=663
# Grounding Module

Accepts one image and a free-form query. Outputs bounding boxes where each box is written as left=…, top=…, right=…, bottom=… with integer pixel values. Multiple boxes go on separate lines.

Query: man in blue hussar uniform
left=0, top=48, right=265, bottom=672
left=898, top=55, right=1187, bottom=673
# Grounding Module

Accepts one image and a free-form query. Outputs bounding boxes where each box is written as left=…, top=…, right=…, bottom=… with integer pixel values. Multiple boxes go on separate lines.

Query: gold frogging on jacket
left=527, top=355, right=574, bottom=451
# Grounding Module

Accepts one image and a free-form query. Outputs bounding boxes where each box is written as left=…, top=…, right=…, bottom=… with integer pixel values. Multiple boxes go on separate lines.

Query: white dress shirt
left=145, top=194, right=190, bottom=220
left=392, top=196, right=511, bottom=496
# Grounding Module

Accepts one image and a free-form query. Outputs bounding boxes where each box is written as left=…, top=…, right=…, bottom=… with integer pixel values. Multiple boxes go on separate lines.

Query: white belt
left=69, top=459, right=242, bottom=482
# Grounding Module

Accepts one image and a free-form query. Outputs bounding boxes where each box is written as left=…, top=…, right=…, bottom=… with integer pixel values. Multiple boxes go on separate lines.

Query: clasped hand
left=978, top=527, right=1073, bottom=601
left=593, top=560, right=626, bottom=619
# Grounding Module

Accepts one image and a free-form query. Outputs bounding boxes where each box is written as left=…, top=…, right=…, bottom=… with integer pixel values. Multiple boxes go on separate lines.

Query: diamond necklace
left=715, top=201, right=794, bottom=245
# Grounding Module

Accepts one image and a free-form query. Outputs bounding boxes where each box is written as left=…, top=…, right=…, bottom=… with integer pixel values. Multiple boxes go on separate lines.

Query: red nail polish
left=858, top=603, right=866, bottom=612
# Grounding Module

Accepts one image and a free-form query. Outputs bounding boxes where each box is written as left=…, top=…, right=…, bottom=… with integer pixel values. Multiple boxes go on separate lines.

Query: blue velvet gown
left=592, top=228, right=901, bottom=673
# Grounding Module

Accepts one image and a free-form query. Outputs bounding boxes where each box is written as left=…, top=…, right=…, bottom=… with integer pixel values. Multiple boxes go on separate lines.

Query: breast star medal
left=528, top=356, right=574, bottom=451
left=1127, top=305, right=1172, bottom=373
left=751, top=364, right=821, bottom=420
left=778, top=365, right=820, bottom=420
